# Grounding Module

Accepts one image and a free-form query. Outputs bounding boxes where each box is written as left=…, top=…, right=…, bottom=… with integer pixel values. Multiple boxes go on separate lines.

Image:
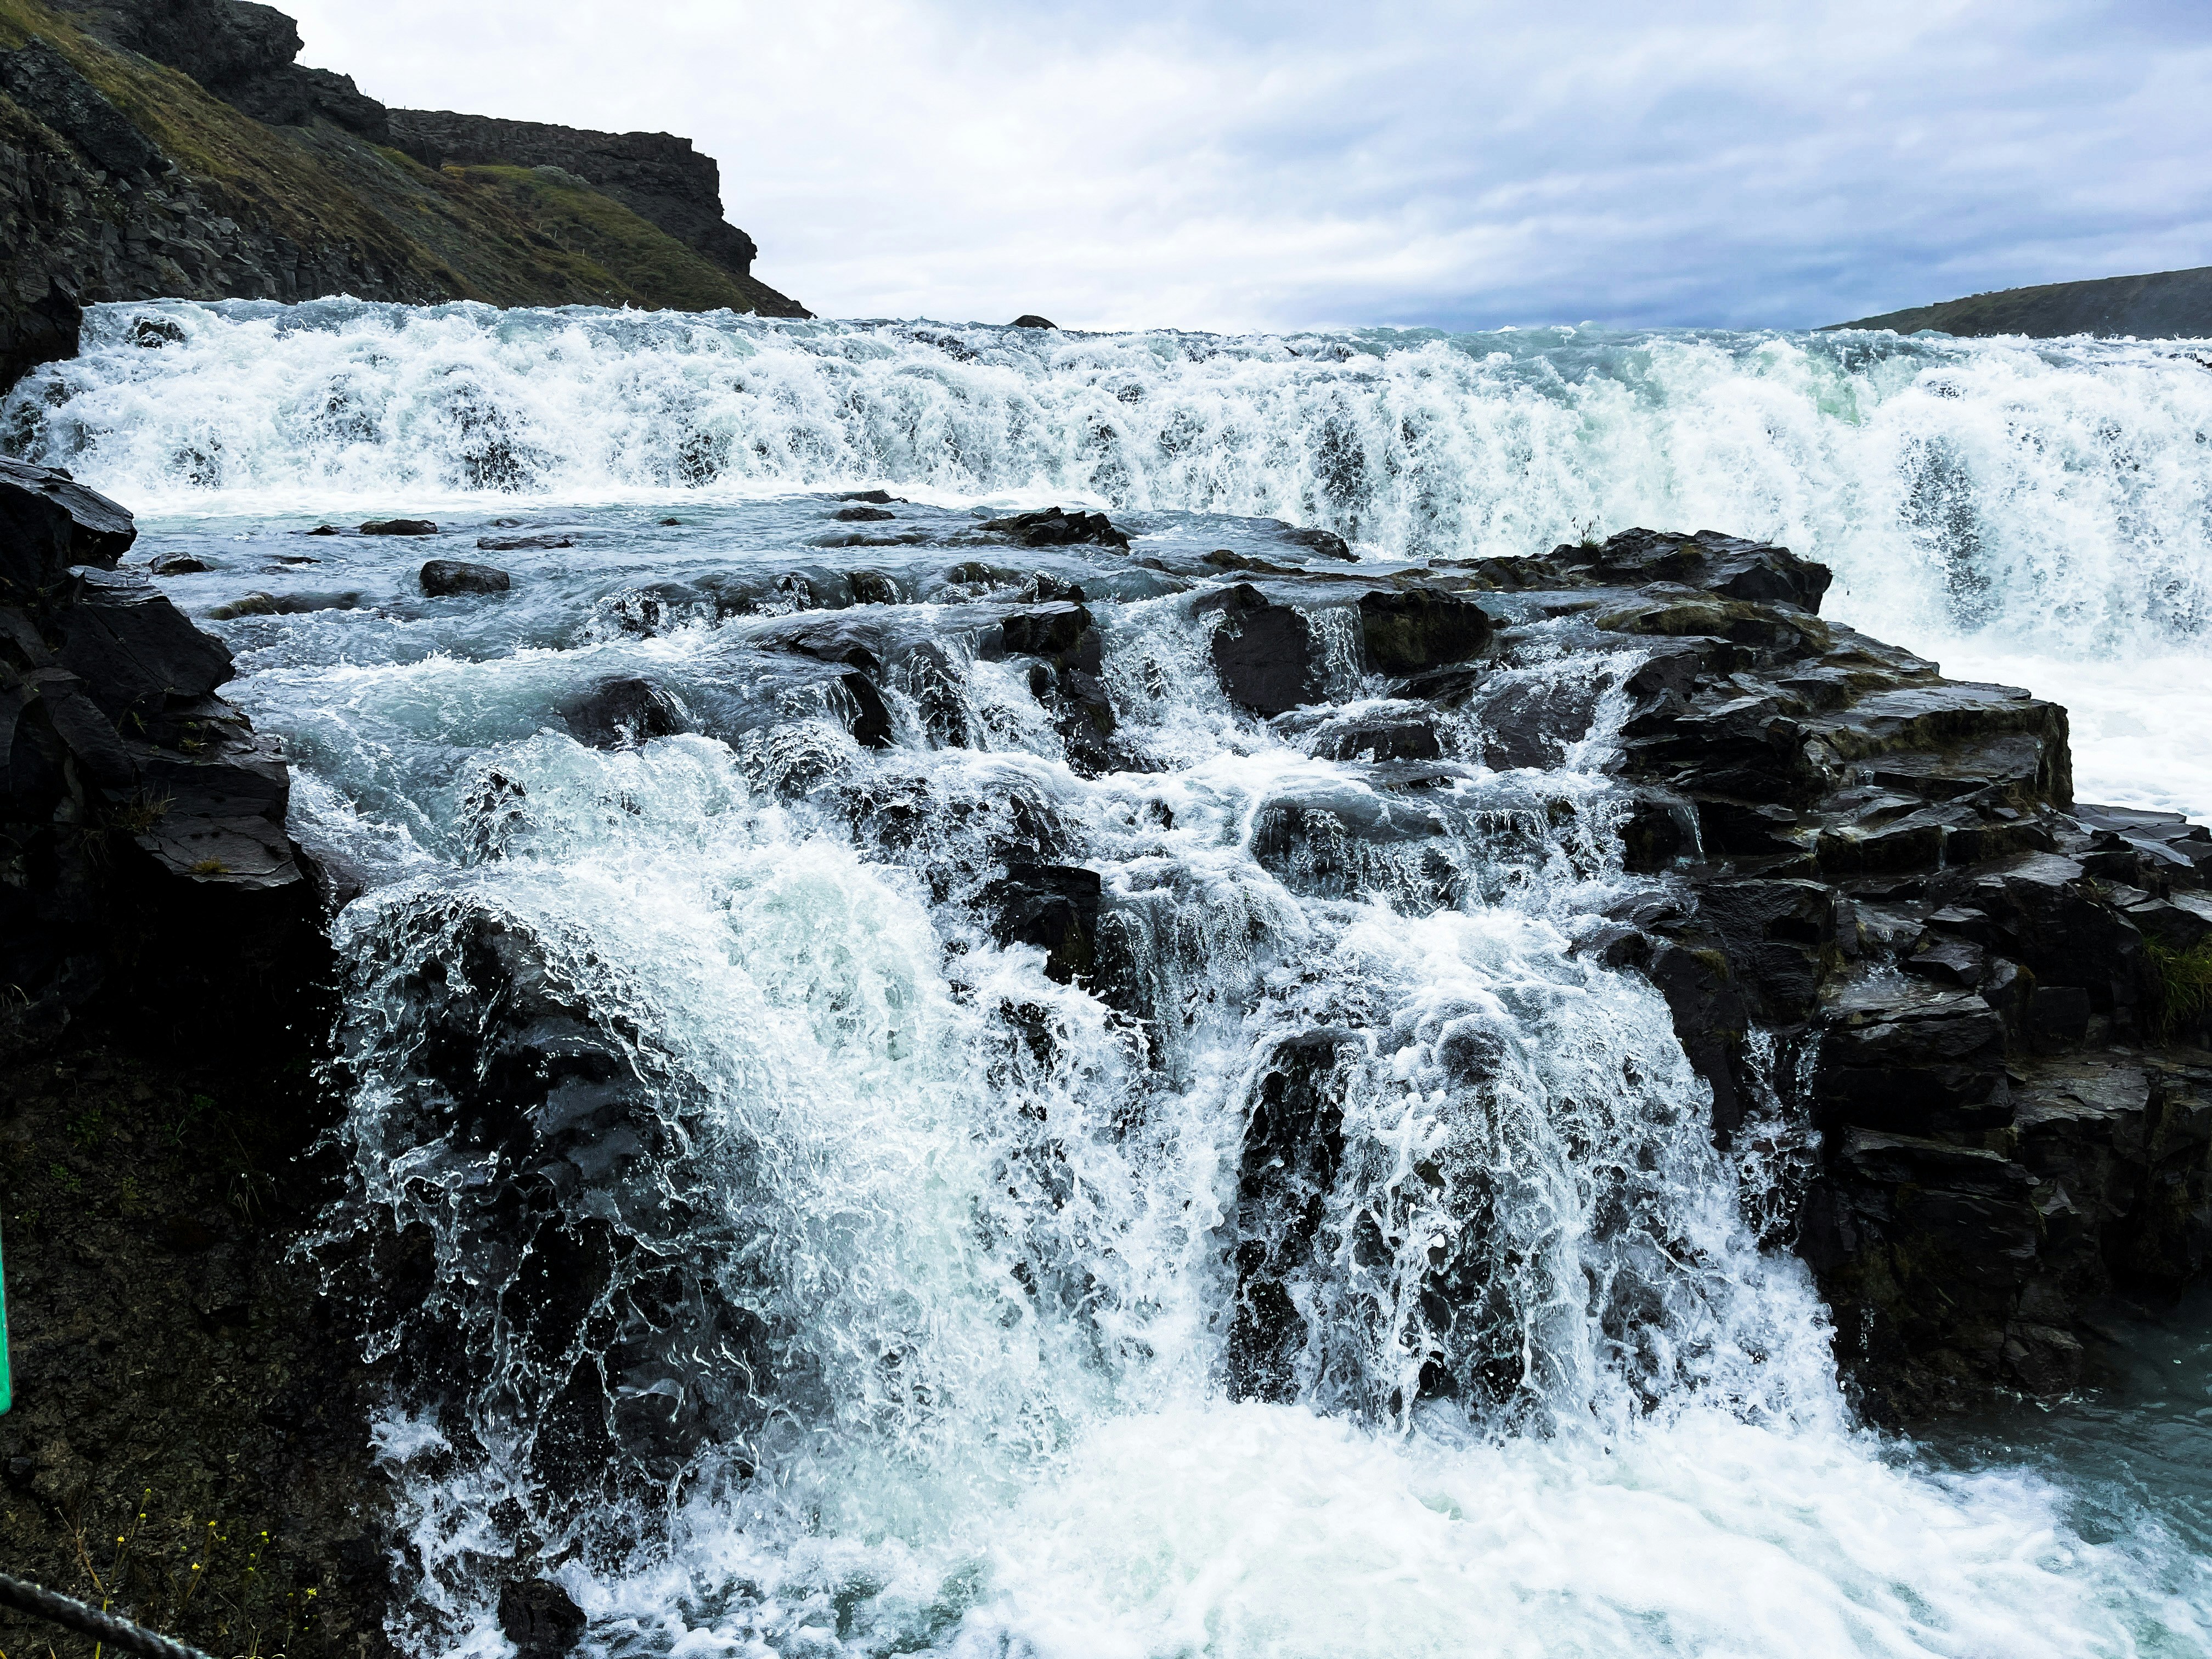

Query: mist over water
left=9, top=302, right=2211, bottom=1657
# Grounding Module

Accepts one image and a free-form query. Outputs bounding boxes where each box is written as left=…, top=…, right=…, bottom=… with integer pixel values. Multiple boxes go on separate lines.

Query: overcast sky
left=278, top=0, right=2211, bottom=334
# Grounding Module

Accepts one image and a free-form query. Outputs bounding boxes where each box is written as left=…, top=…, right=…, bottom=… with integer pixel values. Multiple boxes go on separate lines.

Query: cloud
left=276, top=0, right=2212, bottom=331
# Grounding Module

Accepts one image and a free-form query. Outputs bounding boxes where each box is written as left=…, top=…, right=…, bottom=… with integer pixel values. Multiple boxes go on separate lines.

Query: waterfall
left=8, top=301, right=2206, bottom=1656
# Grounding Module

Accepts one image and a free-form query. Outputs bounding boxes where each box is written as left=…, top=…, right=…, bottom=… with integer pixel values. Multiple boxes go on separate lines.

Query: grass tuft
left=2147, top=940, right=2212, bottom=1041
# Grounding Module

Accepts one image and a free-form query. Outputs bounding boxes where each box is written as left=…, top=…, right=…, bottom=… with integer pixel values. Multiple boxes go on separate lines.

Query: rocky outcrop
left=0, top=457, right=385, bottom=1655
left=1, top=0, right=805, bottom=396
left=385, top=110, right=763, bottom=287
left=0, top=456, right=324, bottom=1046
left=1422, top=526, right=2211, bottom=1418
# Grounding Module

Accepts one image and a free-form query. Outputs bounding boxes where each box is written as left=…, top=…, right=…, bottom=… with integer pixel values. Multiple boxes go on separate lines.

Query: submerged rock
left=986, top=862, right=1102, bottom=984
left=360, top=517, right=438, bottom=535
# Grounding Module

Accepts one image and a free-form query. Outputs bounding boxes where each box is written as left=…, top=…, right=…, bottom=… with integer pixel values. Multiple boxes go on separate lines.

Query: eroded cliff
left=0, top=0, right=806, bottom=393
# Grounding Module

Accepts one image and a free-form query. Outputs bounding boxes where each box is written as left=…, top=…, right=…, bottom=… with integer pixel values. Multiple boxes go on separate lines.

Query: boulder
left=1010, top=315, right=1057, bottom=329
left=986, top=862, right=1101, bottom=984
left=977, top=507, right=1130, bottom=550
left=360, top=517, right=438, bottom=536
left=476, top=534, right=571, bottom=552
left=846, top=570, right=900, bottom=606
left=1198, top=584, right=1323, bottom=717
left=562, top=676, right=689, bottom=748
left=834, top=505, right=895, bottom=522
left=1280, top=527, right=1356, bottom=562
left=207, top=590, right=360, bottom=618
left=421, top=559, right=513, bottom=596
left=1359, top=587, right=1494, bottom=675
left=499, top=1580, right=585, bottom=1659
left=148, top=553, right=214, bottom=574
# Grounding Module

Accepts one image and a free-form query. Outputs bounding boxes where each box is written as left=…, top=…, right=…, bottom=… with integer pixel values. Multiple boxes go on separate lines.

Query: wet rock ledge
left=1435, top=528, right=2212, bottom=1418
left=0, top=459, right=383, bottom=1657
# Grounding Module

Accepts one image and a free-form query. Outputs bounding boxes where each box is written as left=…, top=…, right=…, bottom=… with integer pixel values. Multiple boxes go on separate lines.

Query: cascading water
left=6, top=302, right=2209, bottom=1657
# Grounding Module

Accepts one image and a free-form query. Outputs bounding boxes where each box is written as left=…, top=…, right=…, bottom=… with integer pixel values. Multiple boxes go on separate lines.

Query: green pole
left=1, top=1215, right=11, bottom=1414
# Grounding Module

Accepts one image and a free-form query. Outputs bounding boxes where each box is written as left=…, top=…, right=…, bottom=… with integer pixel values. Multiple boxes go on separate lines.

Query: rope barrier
left=0, top=1570, right=218, bottom=1659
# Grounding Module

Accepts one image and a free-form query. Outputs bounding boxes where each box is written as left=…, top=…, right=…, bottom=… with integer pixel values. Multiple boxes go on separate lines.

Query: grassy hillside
left=0, top=0, right=803, bottom=317
left=1829, top=266, right=2212, bottom=339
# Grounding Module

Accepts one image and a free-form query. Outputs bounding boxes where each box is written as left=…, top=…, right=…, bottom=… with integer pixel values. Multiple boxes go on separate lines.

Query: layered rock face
left=1, top=0, right=806, bottom=394
left=0, top=459, right=384, bottom=1657
left=0, top=455, right=323, bottom=1043
left=1414, top=527, right=2212, bottom=1417
left=386, top=111, right=761, bottom=284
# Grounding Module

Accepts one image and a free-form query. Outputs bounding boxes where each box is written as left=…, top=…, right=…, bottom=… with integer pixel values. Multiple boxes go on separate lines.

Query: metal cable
left=0, top=1570, right=219, bottom=1659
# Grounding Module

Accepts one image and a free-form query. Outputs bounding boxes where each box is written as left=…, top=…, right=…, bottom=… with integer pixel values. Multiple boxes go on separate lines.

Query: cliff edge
left=0, top=0, right=808, bottom=393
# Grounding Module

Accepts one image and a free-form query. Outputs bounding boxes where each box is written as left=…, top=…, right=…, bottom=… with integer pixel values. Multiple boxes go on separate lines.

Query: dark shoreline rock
left=0, top=457, right=386, bottom=1656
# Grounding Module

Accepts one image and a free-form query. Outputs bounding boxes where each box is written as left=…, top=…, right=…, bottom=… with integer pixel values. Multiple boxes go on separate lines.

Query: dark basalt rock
left=1281, top=526, right=1357, bottom=562
left=500, top=1579, right=586, bottom=1659
left=1000, top=602, right=1093, bottom=659
left=562, top=676, right=689, bottom=748
left=1199, top=583, right=1323, bottom=717
left=0, top=455, right=136, bottom=598
left=0, top=461, right=366, bottom=1656
left=1307, top=707, right=1444, bottom=764
left=1359, top=586, right=1494, bottom=675
left=834, top=505, right=896, bottom=522
left=207, top=589, right=361, bottom=618
left=978, top=507, right=1131, bottom=550
left=1414, top=524, right=2209, bottom=1417
left=149, top=552, right=215, bottom=574
left=1011, top=315, right=1057, bottom=329
left=477, top=534, right=572, bottom=552
left=838, top=671, right=895, bottom=749
left=362, top=518, right=438, bottom=536
left=986, top=862, right=1102, bottom=984
left=1226, top=1029, right=1363, bottom=1401
left=1, top=461, right=319, bottom=1052
left=422, top=558, right=514, bottom=596
left=1555, top=527, right=1833, bottom=612
left=341, top=898, right=771, bottom=1511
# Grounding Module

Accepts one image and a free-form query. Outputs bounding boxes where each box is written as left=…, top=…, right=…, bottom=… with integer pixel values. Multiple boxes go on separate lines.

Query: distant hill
left=1, top=0, right=807, bottom=391
left=1827, top=266, right=2212, bottom=338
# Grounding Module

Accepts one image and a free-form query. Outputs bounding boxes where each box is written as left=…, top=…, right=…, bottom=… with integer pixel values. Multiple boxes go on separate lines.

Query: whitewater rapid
left=7, top=302, right=2209, bottom=1658
left=13, top=300, right=2212, bottom=816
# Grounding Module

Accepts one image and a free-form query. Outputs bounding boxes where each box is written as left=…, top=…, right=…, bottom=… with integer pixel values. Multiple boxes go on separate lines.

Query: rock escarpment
left=0, top=458, right=385, bottom=1657
left=385, top=110, right=764, bottom=290
left=1384, top=528, right=2211, bottom=1417
left=0, top=0, right=805, bottom=394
